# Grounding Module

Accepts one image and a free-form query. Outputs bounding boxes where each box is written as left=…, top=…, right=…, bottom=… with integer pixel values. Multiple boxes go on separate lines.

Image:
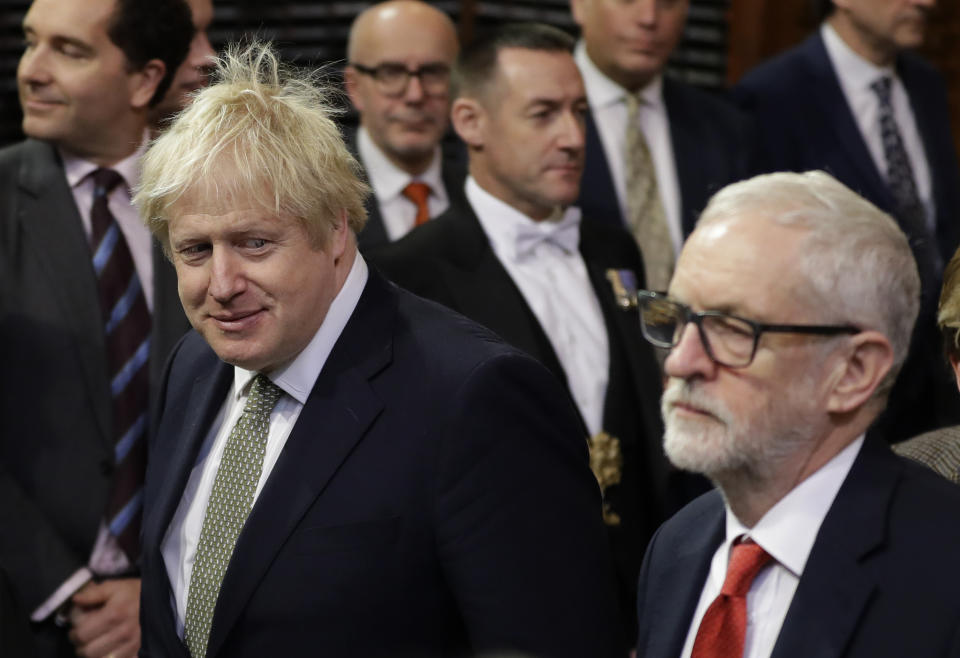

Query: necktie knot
left=92, top=168, right=125, bottom=198
left=721, top=538, right=772, bottom=598
left=513, top=212, right=580, bottom=260
left=870, top=76, right=893, bottom=104
left=402, top=181, right=432, bottom=227
left=246, top=374, right=283, bottom=413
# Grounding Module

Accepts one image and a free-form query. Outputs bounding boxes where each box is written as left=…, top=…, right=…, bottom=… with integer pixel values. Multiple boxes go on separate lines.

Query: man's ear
left=130, top=59, right=166, bottom=110
left=825, top=330, right=894, bottom=414
left=570, top=0, right=586, bottom=28
left=329, top=208, right=350, bottom=260
left=451, top=97, right=485, bottom=149
left=344, top=66, right=364, bottom=112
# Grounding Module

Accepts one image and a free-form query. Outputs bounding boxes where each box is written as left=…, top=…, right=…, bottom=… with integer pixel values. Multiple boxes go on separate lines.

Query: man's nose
left=664, top=322, right=717, bottom=380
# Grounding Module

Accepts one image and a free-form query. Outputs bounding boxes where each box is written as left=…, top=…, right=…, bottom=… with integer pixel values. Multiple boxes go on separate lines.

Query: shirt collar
left=722, top=434, right=865, bottom=577
left=231, top=253, right=370, bottom=405
left=821, top=22, right=896, bottom=93
left=465, top=176, right=582, bottom=263
left=62, top=130, right=149, bottom=191
left=356, top=125, right=446, bottom=204
left=575, top=40, right=664, bottom=111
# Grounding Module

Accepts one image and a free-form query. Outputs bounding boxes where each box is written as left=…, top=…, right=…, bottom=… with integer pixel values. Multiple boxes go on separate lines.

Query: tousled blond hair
left=135, top=40, right=369, bottom=251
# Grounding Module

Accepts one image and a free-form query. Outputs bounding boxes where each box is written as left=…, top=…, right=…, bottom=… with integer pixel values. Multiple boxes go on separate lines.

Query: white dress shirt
left=357, top=126, right=449, bottom=241
left=161, top=255, right=369, bottom=637
left=679, top=435, right=864, bottom=658
left=821, top=23, right=934, bottom=229
left=575, top=41, right=683, bottom=256
left=31, top=136, right=155, bottom=622
left=466, top=178, right=609, bottom=436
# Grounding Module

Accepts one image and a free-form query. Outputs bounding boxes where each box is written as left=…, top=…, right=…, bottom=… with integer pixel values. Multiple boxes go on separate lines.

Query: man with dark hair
left=733, top=0, right=960, bottom=443
left=570, top=0, right=756, bottom=293
left=344, top=0, right=467, bottom=250
left=372, top=22, right=694, bottom=650
left=0, top=0, right=192, bottom=655
left=149, top=0, right=216, bottom=132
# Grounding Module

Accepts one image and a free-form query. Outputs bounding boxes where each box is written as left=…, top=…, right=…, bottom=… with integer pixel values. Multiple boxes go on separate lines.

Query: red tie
left=691, top=538, right=772, bottom=658
left=402, top=181, right=432, bottom=227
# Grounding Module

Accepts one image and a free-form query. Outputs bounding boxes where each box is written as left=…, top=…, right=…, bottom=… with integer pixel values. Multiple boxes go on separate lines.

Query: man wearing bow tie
left=370, top=22, right=703, bottom=650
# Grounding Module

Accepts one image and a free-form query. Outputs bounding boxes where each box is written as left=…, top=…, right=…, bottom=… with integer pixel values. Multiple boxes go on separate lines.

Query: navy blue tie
left=89, top=168, right=151, bottom=561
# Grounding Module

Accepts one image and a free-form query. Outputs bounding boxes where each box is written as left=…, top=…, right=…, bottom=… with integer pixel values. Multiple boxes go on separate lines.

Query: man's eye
left=244, top=238, right=267, bottom=249
left=179, top=244, right=210, bottom=258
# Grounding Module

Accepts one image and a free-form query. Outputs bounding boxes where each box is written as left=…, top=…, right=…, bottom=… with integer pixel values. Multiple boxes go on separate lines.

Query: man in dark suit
left=0, top=0, right=193, bottom=655
left=570, top=0, right=755, bottom=291
left=733, top=0, right=960, bottom=442
left=635, top=170, right=960, bottom=658
left=370, top=23, right=700, bottom=649
left=343, top=0, right=467, bottom=251
left=135, top=41, right=623, bottom=658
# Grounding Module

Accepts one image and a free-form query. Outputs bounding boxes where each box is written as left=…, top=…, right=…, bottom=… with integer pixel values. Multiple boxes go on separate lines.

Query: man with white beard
left=633, top=170, right=960, bottom=658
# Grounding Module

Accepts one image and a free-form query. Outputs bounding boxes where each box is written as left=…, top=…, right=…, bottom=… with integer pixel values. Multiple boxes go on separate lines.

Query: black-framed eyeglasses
left=638, top=290, right=860, bottom=368
left=350, top=62, right=450, bottom=97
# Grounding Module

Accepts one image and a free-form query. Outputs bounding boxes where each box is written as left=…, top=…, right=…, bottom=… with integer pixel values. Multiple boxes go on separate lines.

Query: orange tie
left=691, top=538, right=772, bottom=658
left=402, top=181, right=432, bottom=227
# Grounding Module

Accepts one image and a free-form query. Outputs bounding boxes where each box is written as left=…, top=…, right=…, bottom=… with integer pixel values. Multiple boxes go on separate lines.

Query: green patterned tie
left=624, top=92, right=675, bottom=292
left=184, top=374, right=283, bottom=658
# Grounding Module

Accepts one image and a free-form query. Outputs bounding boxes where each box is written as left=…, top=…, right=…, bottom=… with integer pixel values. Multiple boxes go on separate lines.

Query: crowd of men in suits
left=1, top=0, right=960, bottom=656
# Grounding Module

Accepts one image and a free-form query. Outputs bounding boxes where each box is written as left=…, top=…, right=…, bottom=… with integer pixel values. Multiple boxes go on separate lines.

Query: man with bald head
left=345, top=0, right=467, bottom=250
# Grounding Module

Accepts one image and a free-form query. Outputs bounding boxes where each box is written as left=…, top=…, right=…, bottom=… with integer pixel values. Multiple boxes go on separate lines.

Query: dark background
left=1, top=0, right=956, bottom=152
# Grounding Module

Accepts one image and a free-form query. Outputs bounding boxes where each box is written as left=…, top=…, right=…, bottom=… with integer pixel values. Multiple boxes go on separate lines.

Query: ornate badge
left=588, top=431, right=623, bottom=526
left=605, top=269, right=638, bottom=310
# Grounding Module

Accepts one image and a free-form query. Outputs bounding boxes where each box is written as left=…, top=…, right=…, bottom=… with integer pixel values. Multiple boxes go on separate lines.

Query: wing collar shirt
left=161, top=254, right=369, bottom=636
left=31, top=133, right=155, bottom=622
left=466, top=176, right=609, bottom=436
left=574, top=41, right=683, bottom=255
left=821, top=22, right=933, bottom=229
left=357, top=125, right=449, bottom=241
left=679, top=434, right=864, bottom=658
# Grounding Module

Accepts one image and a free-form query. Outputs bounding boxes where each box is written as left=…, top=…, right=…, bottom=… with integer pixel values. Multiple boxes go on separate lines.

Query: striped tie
left=89, top=168, right=151, bottom=562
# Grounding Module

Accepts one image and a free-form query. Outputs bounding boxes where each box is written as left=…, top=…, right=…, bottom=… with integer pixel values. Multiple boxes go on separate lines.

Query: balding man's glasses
left=638, top=290, right=860, bottom=368
left=350, top=62, right=450, bottom=97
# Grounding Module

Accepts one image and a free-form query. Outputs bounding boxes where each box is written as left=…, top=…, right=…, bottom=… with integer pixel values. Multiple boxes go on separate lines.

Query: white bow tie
left=513, top=210, right=581, bottom=261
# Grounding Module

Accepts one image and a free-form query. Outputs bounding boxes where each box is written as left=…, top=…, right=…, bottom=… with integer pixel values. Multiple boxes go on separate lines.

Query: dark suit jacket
left=345, top=126, right=469, bottom=252
left=733, top=33, right=960, bottom=442
left=636, top=437, right=960, bottom=658
left=369, top=204, right=706, bottom=647
left=140, top=270, right=624, bottom=658
left=0, top=139, right=189, bottom=654
left=578, top=78, right=757, bottom=238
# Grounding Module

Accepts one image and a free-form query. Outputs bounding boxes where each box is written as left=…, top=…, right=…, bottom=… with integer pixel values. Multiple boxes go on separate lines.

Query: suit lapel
left=771, top=438, right=897, bottom=658
left=141, top=355, right=232, bottom=658
left=440, top=207, right=568, bottom=385
left=579, top=109, right=625, bottom=229
left=802, top=35, right=892, bottom=208
left=16, top=140, right=113, bottom=447
left=645, top=499, right=725, bottom=658
left=663, top=80, right=703, bottom=237
left=204, top=273, right=391, bottom=657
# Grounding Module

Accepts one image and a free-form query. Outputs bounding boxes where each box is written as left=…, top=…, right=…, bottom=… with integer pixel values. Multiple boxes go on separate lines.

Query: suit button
left=100, top=460, right=114, bottom=476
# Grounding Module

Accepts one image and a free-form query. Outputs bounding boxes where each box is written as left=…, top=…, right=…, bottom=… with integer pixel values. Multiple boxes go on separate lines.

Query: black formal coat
left=578, top=77, right=757, bottom=239
left=139, top=269, right=624, bottom=658
left=370, top=203, right=705, bottom=647
left=636, top=437, right=960, bottom=657
left=733, top=32, right=960, bottom=441
left=0, top=139, right=189, bottom=656
left=344, top=125, right=469, bottom=252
